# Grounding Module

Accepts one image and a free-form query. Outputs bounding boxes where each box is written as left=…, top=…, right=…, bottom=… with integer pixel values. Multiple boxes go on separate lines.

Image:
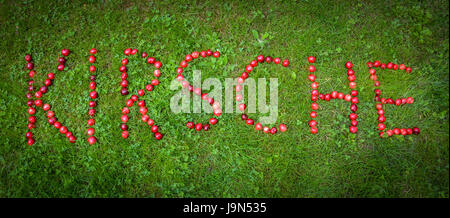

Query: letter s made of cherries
left=23, top=48, right=420, bottom=146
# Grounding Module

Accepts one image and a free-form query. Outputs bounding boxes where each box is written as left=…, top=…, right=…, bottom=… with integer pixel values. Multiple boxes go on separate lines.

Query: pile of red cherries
left=87, top=48, right=98, bottom=145
left=25, top=49, right=76, bottom=146
left=308, top=56, right=358, bottom=134
left=367, top=60, right=420, bottom=137
left=119, top=48, right=163, bottom=140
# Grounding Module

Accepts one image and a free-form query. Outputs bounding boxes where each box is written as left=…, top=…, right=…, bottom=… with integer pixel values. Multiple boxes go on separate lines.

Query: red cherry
left=88, top=118, right=95, bottom=126
left=378, top=115, right=386, bottom=123
left=185, top=54, right=193, bottom=62
left=203, top=124, right=210, bottom=131
left=89, top=81, right=96, bottom=90
left=123, top=48, right=131, bottom=56
left=141, top=114, right=149, bottom=122
left=87, top=128, right=95, bottom=136
left=308, top=65, right=316, bottom=72
left=393, top=128, right=400, bottom=135
left=309, top=120, right=317, bottom=127
left=407, top=128, right=413, bottom=135
left=154, top=132, right=163, bottom=140
left=88, top=56, right=96, bottom=63
left=308, top=56, right=315, bottom=63
left=308, top=74, right=316, bottom=82
left=126, top=99, right=133, bottom=107
left=310, top=127, right=318, bottom=134
left=54, top=121, right=62, bottom=129
left=27, top=123, right=35, bottom=130
left=88, top=136, right=97, bottom=145
left=90, top=75, right=96, bottom=81
left=405, top=67, right=412, bottom=73
left=263, top=126, right=270, bottom=133
left=186, top=122, right=194, bottom=129
left=412, top=127, right=420, bottom=135
left=246, top=119, right=254, bottom=125
left=311, top=82, right=318, bottom=89
left=200, top=51, right=207, bottom=57
left=192, top=51, right=199, bottom=59
left=57, top=64, right=65, bottom=71
left=47, top=110, right=55, bottom=118
left=255, top=123, right=262, bottom=130
left=378, top=123, right=385, bottom=131
left=270, top=127, right=277, bottom=135
left=122, top=131, right=129, bottom=138
left=206, top=49, right=212, bottom=56
left=257, top=55, right=264, bottom=62
left=151, top=125, right=159, bottom=133
left=153, top=69, right=161, bottom=77
left=90, top=48, right=97, bottom=54
left=61, top=49, right=70, bottom=56
left=89, top=101, right=96, bottom=107
left=350, top=104, right=358, bottom=112
left=310, top=111, right=317, bottom=118
left=151, top=79, right=159, bottom=86
left=40, top=86, right=48, bottom=94
left=345, top=62, right=353, bottom=69
left=349, top=126, right=358, bottom=133
left=206, top=118, right=217, bottom=125
left=27, top=138, right=35, bottom=146
left=141, top=52, right=148, bottom=58
left=58, top=57, right=66, bottom=64
left=42, top=103, right=50, bottom=111
left=89, top=65, right=96, bottom=73
left=121, top=58, right=128, bottom=65
left=386, top=130, right=393, bottom=136
left=28, top=116, right=36, bottom=123
left=138, top=89, right=145, bottom=97
left=349, top=113, right=357, bottom=120
left=311, top=103, right=319, bottom=110
left=282, top=59, right=289, bottom=67
left=121, top=115, right=129, bottom=123
left=245, top=65, right=253, bottom=73
left=180, top=60, right=188, bottom=68
left=28, top=107, right=35, bottom=115
left=88, top=109, right=95, bottom=116
left=241, top=114, right=248, bottom=120
left=265, top=56, right=273, bottom=63
left=35, top=99, right=43, bottom=107
left=28, top=70, right=35, bottom=77
left=43, top=79, right=52, bottom=86
left=59, top=126, right=68, bottom=134
left=120, top=124, right=128, bottom=131
left=25, top=54, right=32, bottom=62
left=274, top=58, right=281, bottom=64
left=154, top=61, right=162, bottom=69
left=89, top=91, right=98, bottom=99
left=146, top=57, right=155, bottom=64
left=279, top=124, right=287, bottom=132
left=139, top=107, right=148, bottom=115
left=26, top=131, right=33, bottom=138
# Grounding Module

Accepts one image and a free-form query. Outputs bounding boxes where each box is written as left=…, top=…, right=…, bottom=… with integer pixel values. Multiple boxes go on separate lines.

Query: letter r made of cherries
left=23, top=48, right=420, bottom=146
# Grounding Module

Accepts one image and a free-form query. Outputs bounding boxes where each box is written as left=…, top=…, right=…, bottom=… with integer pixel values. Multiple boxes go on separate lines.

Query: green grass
left=0, top=0, right=448, bottom=198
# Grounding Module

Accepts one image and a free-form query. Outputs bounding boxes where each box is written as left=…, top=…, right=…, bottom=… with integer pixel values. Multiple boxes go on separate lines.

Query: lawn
left=0, top=0, right=448, bottom=198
